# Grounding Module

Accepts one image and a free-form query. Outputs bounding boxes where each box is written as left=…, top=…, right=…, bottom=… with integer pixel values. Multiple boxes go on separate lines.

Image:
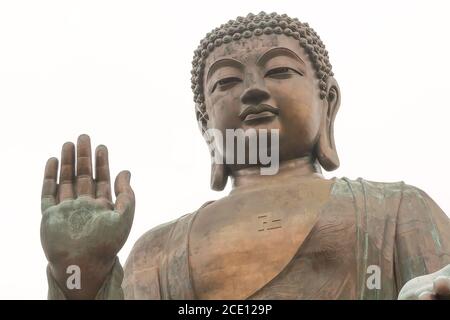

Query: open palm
left=40, top=134, right=134, bottom=298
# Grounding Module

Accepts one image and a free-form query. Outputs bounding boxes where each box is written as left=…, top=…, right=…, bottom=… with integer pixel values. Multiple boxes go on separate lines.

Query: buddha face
left=203, top=34, right=337, bottom=173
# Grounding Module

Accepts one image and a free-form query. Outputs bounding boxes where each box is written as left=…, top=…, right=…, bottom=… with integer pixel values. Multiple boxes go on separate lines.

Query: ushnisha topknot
left=191, top=11, right=334, bottom=135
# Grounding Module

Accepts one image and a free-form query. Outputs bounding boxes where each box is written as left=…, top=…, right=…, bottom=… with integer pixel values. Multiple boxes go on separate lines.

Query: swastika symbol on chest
left=257, top=212, right=282, bottom=231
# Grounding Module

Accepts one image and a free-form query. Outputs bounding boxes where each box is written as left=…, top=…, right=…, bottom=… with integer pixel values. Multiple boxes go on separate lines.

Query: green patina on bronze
left=40, top=12, right=450, bottom=300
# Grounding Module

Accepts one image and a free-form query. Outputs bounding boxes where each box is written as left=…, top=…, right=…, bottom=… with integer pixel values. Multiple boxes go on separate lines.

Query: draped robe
left=47, top=178, right=450, bottom=299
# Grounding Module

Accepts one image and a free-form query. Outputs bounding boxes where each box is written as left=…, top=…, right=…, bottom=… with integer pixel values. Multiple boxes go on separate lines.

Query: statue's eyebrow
left=206, top=58, right=244, bottom=82
left=256, top=47, right=306, bottom=66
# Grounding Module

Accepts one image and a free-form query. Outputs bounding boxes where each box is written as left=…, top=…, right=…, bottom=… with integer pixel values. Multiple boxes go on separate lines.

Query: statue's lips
left=243, top=111, right=278, bottom=123
left=240, top=104, right=280, bottom=123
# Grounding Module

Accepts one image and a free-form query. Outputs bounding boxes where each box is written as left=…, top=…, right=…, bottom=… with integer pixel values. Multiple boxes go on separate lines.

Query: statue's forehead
left=204, top=34, right=305, bottom=69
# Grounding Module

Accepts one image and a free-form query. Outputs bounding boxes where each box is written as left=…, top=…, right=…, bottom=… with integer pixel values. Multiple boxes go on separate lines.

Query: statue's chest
left=189, top=181, right=332, bottom=299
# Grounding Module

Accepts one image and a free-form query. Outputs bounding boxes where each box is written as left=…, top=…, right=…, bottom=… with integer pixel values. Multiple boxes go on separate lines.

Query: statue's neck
left=230, top=156, right=323, bottom=191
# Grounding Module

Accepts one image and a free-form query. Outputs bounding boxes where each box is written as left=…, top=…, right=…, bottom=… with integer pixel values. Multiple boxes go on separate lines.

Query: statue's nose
left=240, top=86, right=270, bottom=106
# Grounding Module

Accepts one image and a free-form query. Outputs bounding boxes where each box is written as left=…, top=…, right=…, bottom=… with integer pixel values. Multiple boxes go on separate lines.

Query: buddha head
left=191, top=12, right=341, bottom=190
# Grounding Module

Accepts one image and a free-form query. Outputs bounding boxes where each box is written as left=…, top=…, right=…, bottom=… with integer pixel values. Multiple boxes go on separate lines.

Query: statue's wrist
left=94, top=257, right=124, bottom=300
left=47, top=257, right=122, bottom=300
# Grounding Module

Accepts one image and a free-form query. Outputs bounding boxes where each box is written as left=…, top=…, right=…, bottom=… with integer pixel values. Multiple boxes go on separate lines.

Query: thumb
left=114, top=170, right=135, bottom=216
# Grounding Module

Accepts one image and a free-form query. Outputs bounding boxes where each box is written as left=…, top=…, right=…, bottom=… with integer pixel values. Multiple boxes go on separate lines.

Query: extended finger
left=58, top=142, right=75, bottom=202
left=76, top=134, right=94, bottom=197
left=95, top=145, right=112, bottom=202
left=433, top=276, right=450, bottom=299
left=114, top=170, right=135, bottom=215
left=41, top=157, right=58, bottom=212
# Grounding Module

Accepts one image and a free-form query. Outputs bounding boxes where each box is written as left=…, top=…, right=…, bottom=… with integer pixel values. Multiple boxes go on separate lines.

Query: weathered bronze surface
left=40, top=12, right=450, bottom=300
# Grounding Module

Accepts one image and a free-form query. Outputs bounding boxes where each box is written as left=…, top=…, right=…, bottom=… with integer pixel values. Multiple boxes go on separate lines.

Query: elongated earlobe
left=210, top=162, right=228, bottom=191
left=316, top=77, right=340, bottom=171
left=204, top=126, right=229, bottom=191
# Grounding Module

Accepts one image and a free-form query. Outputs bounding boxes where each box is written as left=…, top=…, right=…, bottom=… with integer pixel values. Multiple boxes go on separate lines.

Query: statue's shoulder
left=331, top=177, right=437, bottom=214
left=124, top=215, right=186, bottom=273
left=337, top=177, right=431, bottom=196
left=124, top=200, right=215, bottom=273
left=332, top=177, right=406, bottom=196
left=121, top=213, right=192, bottom=299
left=128, top=219, right=177, bottom=263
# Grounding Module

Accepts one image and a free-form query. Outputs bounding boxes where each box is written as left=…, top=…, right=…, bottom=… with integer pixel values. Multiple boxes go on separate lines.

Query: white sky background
left=0, top=0, right=449, bottom=299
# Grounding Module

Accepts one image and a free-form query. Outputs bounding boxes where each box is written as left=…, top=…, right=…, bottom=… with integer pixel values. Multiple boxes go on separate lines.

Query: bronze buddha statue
left=40, top=12, right=450, bottom=300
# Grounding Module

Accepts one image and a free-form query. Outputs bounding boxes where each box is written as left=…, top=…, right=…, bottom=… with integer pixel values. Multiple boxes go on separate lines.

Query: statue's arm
left=395, top=185, right=450, bottom=299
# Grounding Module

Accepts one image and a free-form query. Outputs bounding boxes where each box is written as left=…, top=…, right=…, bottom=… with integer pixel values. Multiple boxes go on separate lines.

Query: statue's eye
left=212, top=77, right=242, bottom=93
left=265, top=67, right=302, bottom=79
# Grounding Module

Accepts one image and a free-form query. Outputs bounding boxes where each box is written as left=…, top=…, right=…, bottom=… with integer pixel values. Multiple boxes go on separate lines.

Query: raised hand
left=40, top=134, right=135, bottom=299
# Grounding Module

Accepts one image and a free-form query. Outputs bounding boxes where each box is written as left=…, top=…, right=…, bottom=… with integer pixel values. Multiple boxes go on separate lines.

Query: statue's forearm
left=46, top=257, right=125, bottom=300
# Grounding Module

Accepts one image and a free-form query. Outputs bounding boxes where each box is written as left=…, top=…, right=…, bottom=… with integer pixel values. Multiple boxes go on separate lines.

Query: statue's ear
left=315, top=76, right=340, bottom=171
